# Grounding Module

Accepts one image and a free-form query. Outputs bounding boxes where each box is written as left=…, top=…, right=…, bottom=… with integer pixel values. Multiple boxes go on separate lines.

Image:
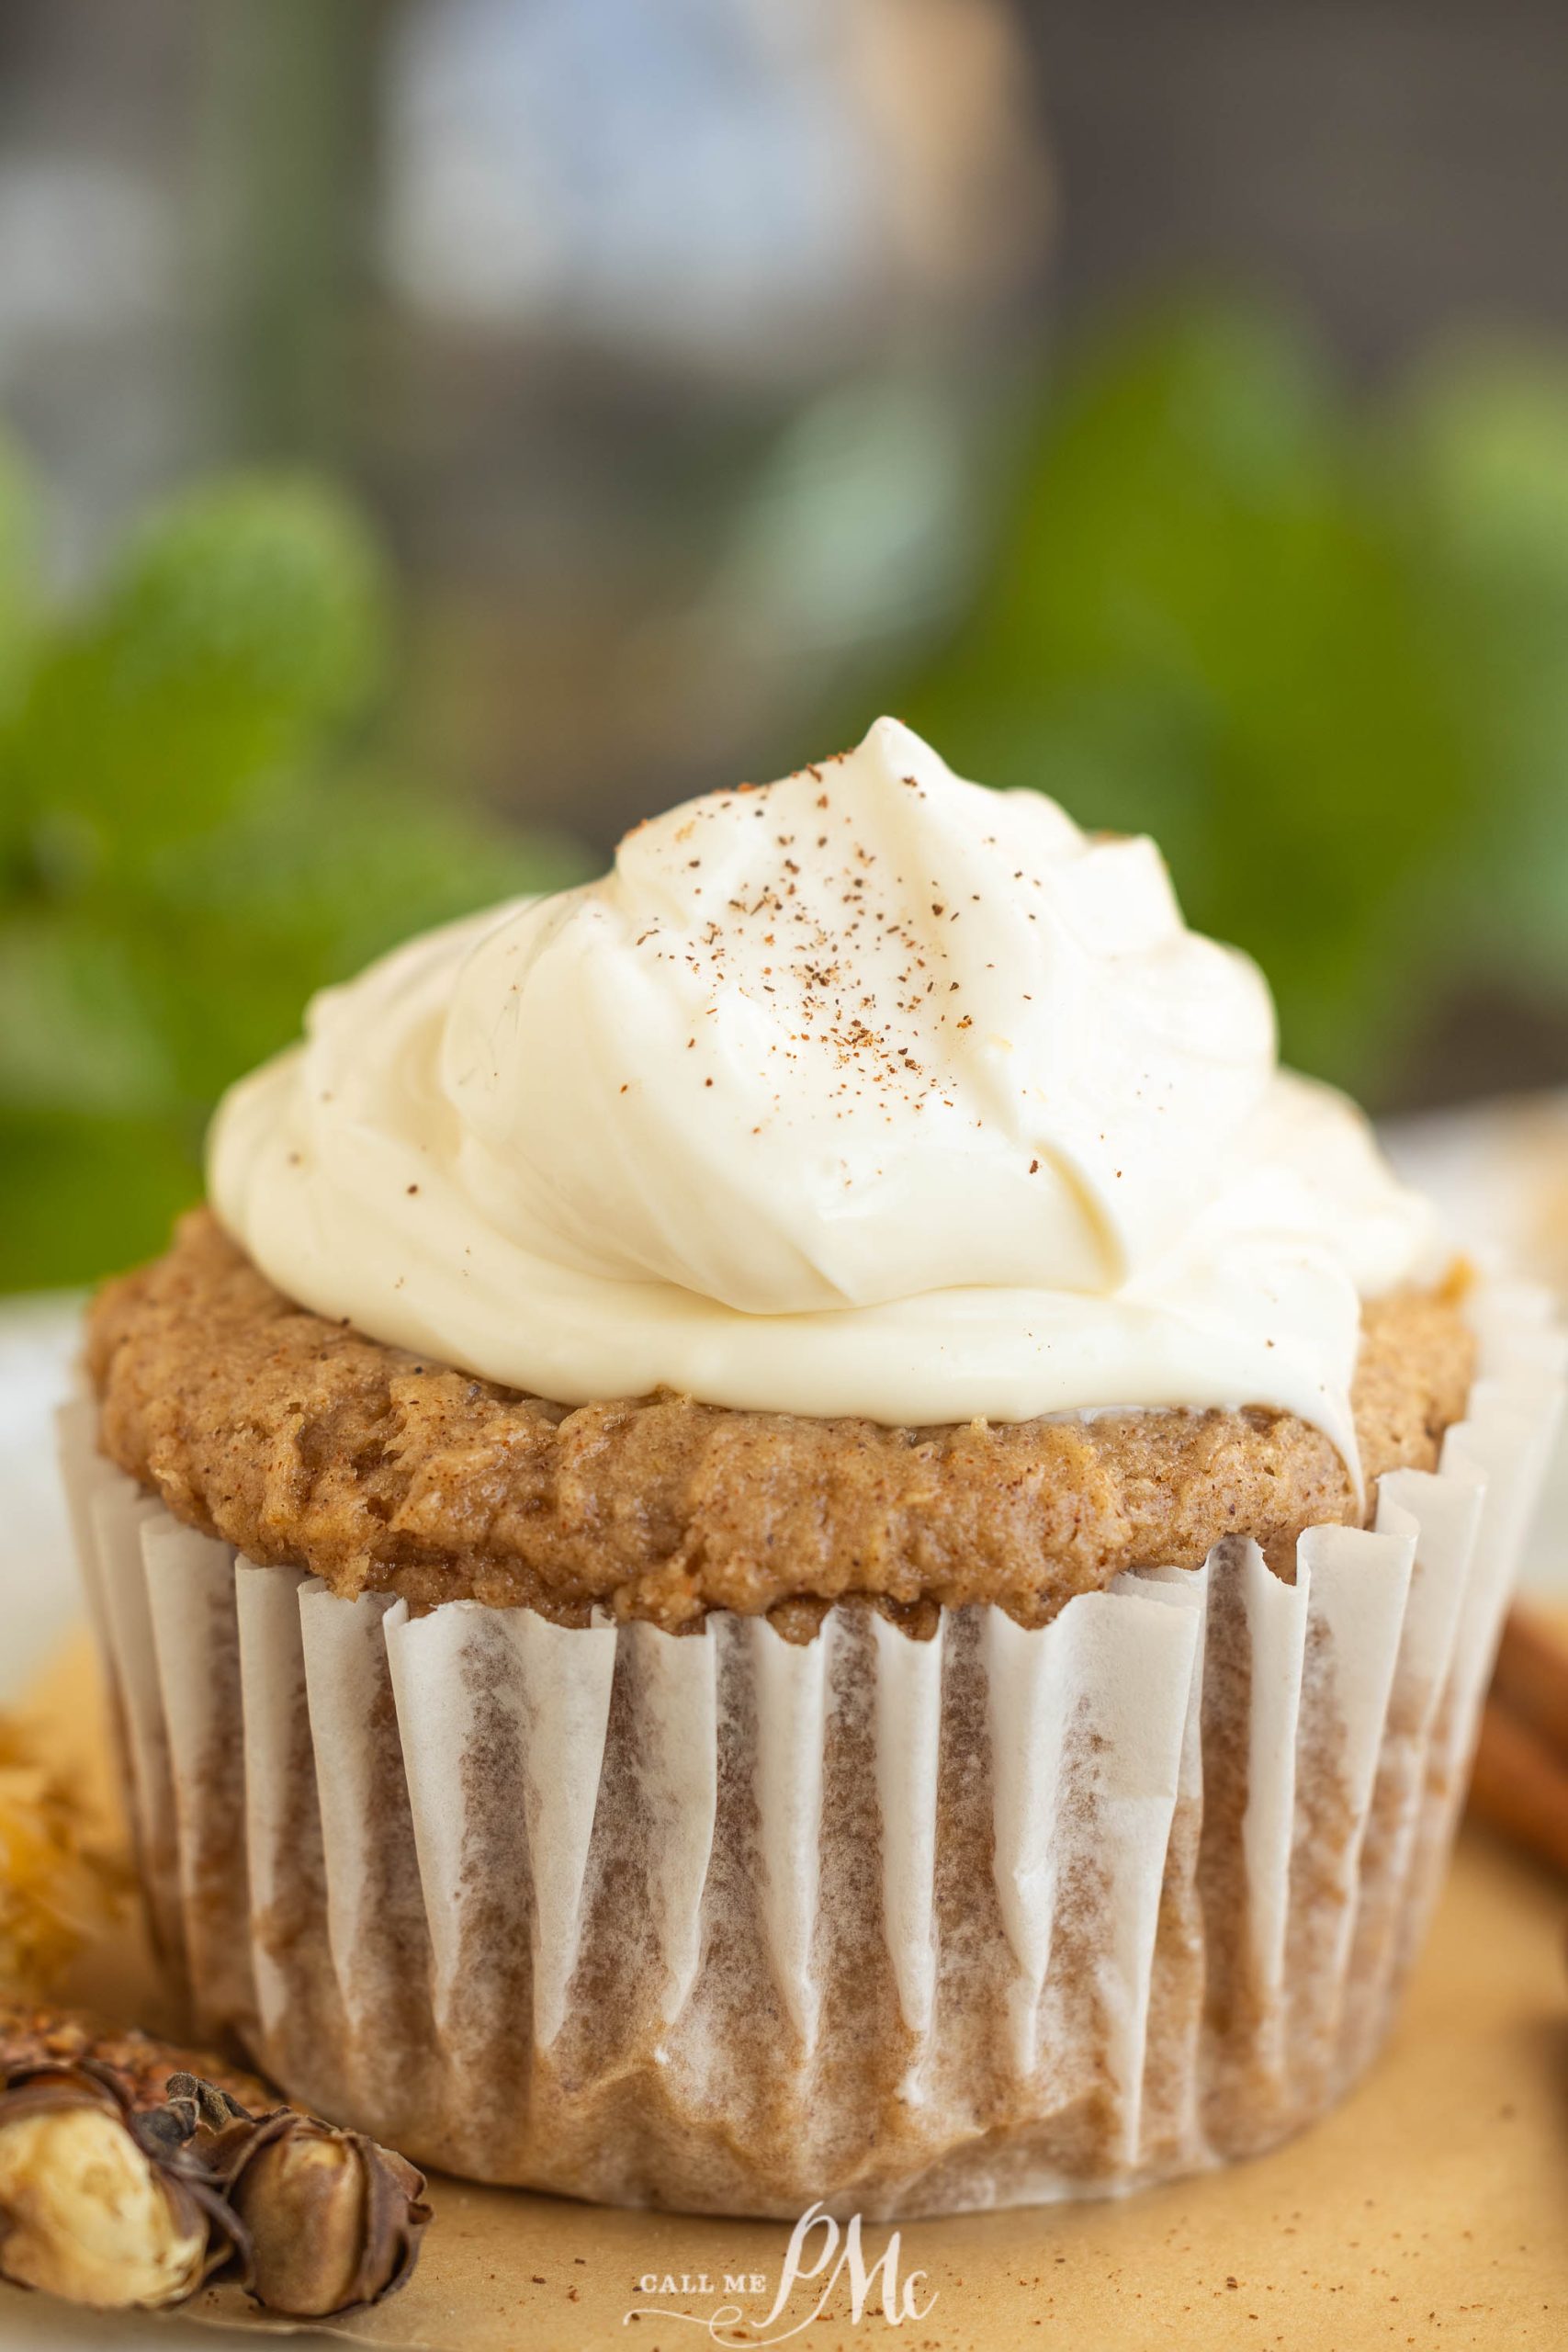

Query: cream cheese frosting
left=209, top=718, right=1444, bottom=1470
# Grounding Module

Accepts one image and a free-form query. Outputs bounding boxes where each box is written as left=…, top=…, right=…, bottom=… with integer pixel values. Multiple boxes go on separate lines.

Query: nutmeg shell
left=0, top=2064, right=242, bottom=2311
left=213, top=2107, right=431, bottom=2318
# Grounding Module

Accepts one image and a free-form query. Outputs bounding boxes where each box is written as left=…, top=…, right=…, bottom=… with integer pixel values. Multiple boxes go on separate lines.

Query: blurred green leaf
left=0, top=427, right=39, bottom=730
left=0, top=450, right=587, bottom=1290
left=101, top=473, right=385, bottom=717
left=897, top=297, right=1562, bottom=1096
left=8, top=474, right=387, bottom=868
left=1404, top=345, right=1568, bottom=605
left=0, top=915, right=178, bottom=1116
left=0, top=1112, right=202, bottom=1295
left=1397, top=347, right=1568, bottom=989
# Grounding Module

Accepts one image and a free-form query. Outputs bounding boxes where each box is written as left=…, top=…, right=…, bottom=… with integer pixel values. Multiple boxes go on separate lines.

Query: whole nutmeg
left=188, top=2092, right=430, bottom=2320
left=0, top=2065, right=239, bottom=2311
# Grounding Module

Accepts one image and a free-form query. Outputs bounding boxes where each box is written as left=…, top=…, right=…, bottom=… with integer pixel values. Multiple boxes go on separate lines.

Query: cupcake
left=62, top=718, right=1562, bottom=2216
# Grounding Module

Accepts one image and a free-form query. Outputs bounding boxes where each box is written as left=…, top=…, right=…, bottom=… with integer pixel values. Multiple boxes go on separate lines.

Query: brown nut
left=0, top=2064, right=240, bottom=2311
left=193, top=2096, right=430, bottom=2319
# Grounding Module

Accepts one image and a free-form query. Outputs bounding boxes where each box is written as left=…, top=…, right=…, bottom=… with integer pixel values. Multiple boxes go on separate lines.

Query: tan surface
left=87, top=1213, right=1474, bottom=1630
left=5, top=1635, right=1567, bottom=2350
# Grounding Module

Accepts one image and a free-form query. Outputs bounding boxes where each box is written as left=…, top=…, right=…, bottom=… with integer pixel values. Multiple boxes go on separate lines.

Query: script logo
left=626, top=2203, right=937, bottom=2343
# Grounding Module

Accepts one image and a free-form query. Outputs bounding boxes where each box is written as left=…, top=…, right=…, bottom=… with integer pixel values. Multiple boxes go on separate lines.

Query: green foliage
left=899, top=300, right=1568, bottom=1096
left=11, top=303, right=1568, bottom=1289
left=0, top=452, right=585, bottom=1291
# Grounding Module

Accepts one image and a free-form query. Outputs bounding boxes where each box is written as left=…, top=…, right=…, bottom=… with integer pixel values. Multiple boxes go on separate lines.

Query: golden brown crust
left=87, top=1210, right=1476, bottom=1632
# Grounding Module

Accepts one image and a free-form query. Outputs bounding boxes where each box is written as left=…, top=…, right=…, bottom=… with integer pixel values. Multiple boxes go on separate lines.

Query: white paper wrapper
left=60, top=1286, right=1563, bottom=2218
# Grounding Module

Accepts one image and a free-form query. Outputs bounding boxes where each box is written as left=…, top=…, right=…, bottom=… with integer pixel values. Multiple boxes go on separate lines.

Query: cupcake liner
left=60, top=1283, right=1563, bottom=2218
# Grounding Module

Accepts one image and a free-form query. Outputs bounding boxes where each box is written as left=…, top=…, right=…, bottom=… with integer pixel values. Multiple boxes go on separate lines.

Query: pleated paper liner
left=58, top=1280, right=1564, bottom=2219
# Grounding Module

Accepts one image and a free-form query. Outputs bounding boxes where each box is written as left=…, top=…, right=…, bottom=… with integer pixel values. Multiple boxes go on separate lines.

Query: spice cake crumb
left=87, top=1210, right=1475, bottom=1634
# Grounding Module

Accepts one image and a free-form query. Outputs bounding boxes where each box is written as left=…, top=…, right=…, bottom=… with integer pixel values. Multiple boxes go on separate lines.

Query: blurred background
left=4, top=0, right=1568, bottom=1292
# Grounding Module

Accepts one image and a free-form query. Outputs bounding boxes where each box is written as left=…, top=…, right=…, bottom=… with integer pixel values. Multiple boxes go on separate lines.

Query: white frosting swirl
left=209, top=718, right=1443, bottom=1471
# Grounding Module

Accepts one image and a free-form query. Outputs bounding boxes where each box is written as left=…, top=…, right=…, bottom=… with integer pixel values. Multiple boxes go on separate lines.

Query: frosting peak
left=443, top=717, right=1273, bottom=1313
left=209, top=718, right=1443, bottom=1465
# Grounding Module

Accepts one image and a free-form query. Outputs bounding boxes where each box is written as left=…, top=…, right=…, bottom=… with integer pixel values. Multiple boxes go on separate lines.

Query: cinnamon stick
left=1489, top=1605, right=1568, bottom=1762
left=1470, top=1694, right=1568, bottom=1877
left=1468, top=1602, right=1568, bottom=1877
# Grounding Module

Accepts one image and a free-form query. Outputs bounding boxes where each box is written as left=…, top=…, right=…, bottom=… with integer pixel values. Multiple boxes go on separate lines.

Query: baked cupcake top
left=209, top=718, right=1441, bottom=1477
left=88, top=1210, right=1472, bottom=1631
